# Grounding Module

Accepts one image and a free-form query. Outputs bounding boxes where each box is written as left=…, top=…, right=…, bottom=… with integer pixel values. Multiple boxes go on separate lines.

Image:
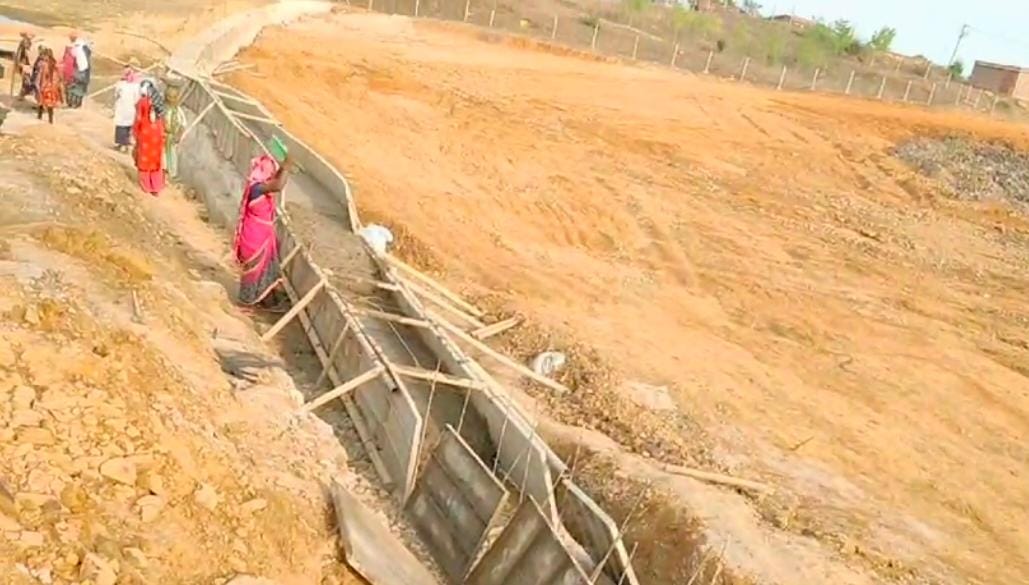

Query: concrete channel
left=169, top=3, right=639, bottom=584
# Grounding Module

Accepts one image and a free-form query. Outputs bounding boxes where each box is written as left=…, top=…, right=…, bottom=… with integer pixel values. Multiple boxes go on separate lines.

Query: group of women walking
left=112, top=62, right=188, bottom=197
left=14, top=32, right=90, bottom=124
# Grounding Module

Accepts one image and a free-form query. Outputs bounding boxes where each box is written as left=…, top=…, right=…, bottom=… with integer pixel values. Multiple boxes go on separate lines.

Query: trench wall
left=169, top=4, right=637, bottom=584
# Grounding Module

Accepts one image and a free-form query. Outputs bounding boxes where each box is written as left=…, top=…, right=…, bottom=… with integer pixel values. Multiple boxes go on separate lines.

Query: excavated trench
left=166, top=3, right=639, bottom=584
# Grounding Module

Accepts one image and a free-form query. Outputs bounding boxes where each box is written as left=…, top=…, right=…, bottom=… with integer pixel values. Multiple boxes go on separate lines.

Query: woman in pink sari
left=234, top=153, right=293, bottom=308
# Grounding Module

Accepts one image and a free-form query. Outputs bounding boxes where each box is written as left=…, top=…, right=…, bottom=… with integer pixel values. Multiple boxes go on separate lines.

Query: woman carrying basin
left=234, top=138, right=292, bottom=310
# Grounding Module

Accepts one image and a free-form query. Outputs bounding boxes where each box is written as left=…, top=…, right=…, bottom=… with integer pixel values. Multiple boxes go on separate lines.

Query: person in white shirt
left=66, top=34, right=92, bottom=108
left=112, top=61, right=143, bottom=152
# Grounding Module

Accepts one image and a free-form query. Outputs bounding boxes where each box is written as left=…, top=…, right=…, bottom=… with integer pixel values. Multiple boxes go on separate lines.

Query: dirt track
left=230, top=12, right=1029, bottom=584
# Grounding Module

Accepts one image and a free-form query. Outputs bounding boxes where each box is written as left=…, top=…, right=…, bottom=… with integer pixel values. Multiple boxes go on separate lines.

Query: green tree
left=742, top=0, right=762, bottom=15
left=948, top=59, right=965, bottom=79
left=868, top=27, right=897, bottom=52
left=831, top=19, right=858, bottom=53
left=622, top=0, right=650, bottom=27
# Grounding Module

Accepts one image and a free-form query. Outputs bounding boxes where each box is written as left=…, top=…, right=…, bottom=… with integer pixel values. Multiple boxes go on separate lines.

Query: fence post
left=703, top=50, right=713, bottom=74
left=944, top=72, right=953, bottom=89
left=367, top=0, right=373, bottom=10
left=414, top=0, right=420, bottom=17
left=973, top=89, right=982, bottom=109
left=739, top=57, right=750, bottom=81
left=632, top=35, right=639, bottom=60
left=923, top=62, right=931, bottom=79
left=810, top=68, right=820, bottom=91
left=670, top=43, right=680, bottom=67
left=902, top=80, right=912, bottom=102
left=844, top=70, right=855, bottom=95
left=591, top=22, right=600, bottom=50
left=776, top=65, right=787, bottom=90
left=990, top=94, right=999, bottom=116
left=955, top=85, right=964, bottom=105
left=876, top=76, right=886, bottom=100
left=927, top=82, right=937, bottom=105
left=463, top=0, right=470, bottom=22
left=551, top=14, right=558, bottom=39
left=489, top=9, right=495, bottom=27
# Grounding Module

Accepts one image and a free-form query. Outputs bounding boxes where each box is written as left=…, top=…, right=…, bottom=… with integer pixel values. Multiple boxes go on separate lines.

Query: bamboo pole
left=300, top=366, right=385, bottom=414
left=178, top=102, right=216, bottom=142
left=352, top=307, right=431, bottom=328
left=927, top=82, right=937, bottom=106
left=385, top=255, right=485, bottom=317
left=739, top=57, right=750, bottom=81
left=902, top=79, right=912, bottom=102
left=261, top=280, right=325, bottom=341
left=551, top=14, right=558, bottom=39
left=810, top=68, right=820, bottom=91
left=489, top=9, right=495, bottom=27
left=392, top=365, right=483, bottom=391
left=591, top=22, right=600, bottom=51
left=414, top=0, right=420, bottom=17
left=463, top=0, right=471, bottom=22
left=428, top=309, right=570, bottom=394
left=876, top=76, right=887, bottom=100
left=703, top=50, right=713, bottom=74
left=315, top=324, right=352, bottom=388
left=844, top=70, right=855, bottom=95
left=473, top=317, right=521, bottom=340
left=401, top=276, right=485, bottom=330
left=660, top=463, right=772, bottom=493
left=776, top=65, right=787, bottom=90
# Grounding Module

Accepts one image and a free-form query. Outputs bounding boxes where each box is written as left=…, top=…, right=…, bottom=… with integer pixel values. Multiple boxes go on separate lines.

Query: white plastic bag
left=530, top=351, right=567, bottom=377
left=359, top=224, right=394, bottom=255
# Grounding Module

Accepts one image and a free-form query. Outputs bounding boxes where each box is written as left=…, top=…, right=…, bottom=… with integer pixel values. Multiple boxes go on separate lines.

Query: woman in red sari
left=132, top=86, right=166, bottom=196
left=234, top=153, right=293, bottom=308
left=33, top=48, right=63, bottom=125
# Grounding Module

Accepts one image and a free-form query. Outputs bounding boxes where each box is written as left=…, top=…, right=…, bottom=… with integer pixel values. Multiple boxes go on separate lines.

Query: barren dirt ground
left=231, top=13, right=1029, bottom=585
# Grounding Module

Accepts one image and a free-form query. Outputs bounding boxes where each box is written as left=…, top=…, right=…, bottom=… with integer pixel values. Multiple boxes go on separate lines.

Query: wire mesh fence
left=359, top=0, right=1017, bottom=119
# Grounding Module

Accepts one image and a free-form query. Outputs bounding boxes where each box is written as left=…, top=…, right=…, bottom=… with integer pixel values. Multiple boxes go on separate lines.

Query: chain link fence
left=354, top=0, right=1023, bottom=120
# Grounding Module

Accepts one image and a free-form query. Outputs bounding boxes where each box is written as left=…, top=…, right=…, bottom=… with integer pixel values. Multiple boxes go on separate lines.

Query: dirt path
left=230, top=12, right=1029, bottom=585
left=0, top=87, right=375, bottom=583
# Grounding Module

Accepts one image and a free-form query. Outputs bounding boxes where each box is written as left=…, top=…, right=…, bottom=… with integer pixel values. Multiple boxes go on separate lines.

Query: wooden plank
left=385, top=254, right=485, bottom=317
left=392, top=365, right=484, bottom=391
left=473, top=317, right=521, bottom=340
left=261, top=279, right=326, bottom=342
left=428, top=310, right=569, bottom=395
left=330, top=482, right=440, bottom=585
left=300, top=366, right=385, bottom=414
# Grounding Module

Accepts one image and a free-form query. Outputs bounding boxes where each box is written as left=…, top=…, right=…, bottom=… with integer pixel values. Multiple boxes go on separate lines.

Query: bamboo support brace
left=353, top=307, right=431, bottom=328
left=427, top=309, right=569, bottom=395
left=392, top=365, right=484, bottom=391
left=279, top=278, right=393, bottom=487
left=401, top=276, right=486, bottom=330
left=301, top=366, right=385, bottom=414
left=385, top=254, right=485, bottom=317
left=473, top=317, right=521, bottom=340
left=660, top=463, right=772, bottom=493
left=262, top=279, right=326, bottom=342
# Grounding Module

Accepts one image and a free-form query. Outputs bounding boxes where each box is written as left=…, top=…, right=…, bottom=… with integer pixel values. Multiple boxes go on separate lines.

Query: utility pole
left=948, top=24, right=970, bottom=67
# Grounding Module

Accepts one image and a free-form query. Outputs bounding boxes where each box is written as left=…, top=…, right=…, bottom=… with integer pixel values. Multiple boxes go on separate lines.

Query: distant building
left=969, top=61, right=1029, bottom=100
left=767, top=14, right=815, bottom=30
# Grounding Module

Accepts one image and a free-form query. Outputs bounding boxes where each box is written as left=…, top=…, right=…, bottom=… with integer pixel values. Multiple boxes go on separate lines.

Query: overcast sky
left=761, top=0, right=1029, bottom=67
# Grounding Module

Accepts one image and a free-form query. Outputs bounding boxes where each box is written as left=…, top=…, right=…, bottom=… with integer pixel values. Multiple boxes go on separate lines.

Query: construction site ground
left=1, top=1, right=1027, bottom=584
left=224, top=11, right=1029, bottom=585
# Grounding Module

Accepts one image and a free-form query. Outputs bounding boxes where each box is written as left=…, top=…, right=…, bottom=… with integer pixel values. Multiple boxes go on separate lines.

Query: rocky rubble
left=894, top=136, right=1029, bottom=206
